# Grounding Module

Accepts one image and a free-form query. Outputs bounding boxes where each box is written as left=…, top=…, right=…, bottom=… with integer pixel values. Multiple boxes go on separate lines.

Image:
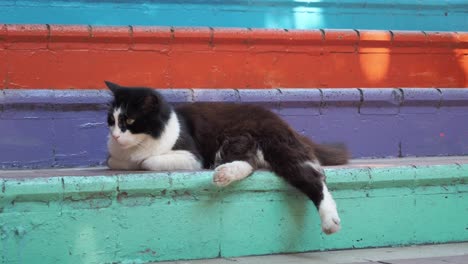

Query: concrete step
left=157, top=243, right=468, bottom=264
left=1, top=157, right=467, bottom=263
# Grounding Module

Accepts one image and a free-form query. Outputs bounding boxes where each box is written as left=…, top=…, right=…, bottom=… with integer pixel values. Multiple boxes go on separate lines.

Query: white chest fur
left=107, top=111, right=201, bottom=171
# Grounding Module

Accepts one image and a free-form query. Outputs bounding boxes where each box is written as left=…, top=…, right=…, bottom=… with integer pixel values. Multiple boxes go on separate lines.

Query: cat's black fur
left=106, top=81, right=348, bottom=209
left=106, top=81, right=172, bottom=138
left=214, top=133, right=262, bottom=168
left=176, top=102, right=348, bottom=207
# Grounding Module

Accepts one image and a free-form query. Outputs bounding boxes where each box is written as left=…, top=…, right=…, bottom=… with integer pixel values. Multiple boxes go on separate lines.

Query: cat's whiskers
left=135, top=140, right=150, bottom=151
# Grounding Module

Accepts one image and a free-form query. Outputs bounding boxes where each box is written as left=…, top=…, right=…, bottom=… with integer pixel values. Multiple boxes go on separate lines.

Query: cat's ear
left=142, top=92, right=159, bottom=112
left=105, top=81, right=121, bottom=93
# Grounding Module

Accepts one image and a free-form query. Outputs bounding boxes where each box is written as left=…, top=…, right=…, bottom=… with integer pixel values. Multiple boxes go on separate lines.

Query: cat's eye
left=126, top=118, right=135, bottom=125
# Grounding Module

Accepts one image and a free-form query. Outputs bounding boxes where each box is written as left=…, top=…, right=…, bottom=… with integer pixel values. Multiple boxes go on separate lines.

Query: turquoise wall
left=2, top=164, right=468, bottom=263
left=1, top=0, right=467, bottom=31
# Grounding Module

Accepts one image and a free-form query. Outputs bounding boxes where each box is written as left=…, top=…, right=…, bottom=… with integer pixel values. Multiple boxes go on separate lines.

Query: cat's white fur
left=213, top=148, right=270, bottom=186
left=255, top=149, right=270, bottom=169
left=107, top=108, right=202, bottom=171
left=303, top=161, right=341, bottom=234
left=213, top=161, right=254, bottom=187
left=319, top=184, right=341, bottom=235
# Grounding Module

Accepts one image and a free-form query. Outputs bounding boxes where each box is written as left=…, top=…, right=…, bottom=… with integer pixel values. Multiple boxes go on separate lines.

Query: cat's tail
left=296, top=134, right=349, bottom=166
left=314, top=143, right=349, bottom=166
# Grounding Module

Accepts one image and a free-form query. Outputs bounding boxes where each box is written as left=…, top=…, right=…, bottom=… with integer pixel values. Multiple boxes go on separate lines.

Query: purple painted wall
left=0, top=88, right=467, bottom=169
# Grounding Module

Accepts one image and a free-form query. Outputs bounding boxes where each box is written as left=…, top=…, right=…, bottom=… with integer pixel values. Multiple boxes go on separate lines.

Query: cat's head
left=105, top=81, right=171, bottom=149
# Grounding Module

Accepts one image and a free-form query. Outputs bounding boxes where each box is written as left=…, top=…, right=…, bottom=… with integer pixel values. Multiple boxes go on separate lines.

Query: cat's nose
left=112, top=134, right=120, bottom=139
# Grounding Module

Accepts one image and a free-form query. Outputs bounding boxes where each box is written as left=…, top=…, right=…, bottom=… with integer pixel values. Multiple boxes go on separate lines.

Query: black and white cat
left=106, top=81, right=348, bottom=235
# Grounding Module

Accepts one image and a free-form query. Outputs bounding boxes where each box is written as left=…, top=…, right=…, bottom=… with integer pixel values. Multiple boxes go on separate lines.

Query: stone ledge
left=1, top=157, right=467, bottom=263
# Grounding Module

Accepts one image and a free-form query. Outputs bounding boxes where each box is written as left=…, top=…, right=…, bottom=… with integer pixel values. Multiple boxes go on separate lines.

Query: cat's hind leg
left=272, top=158, right=341, bottom=234
left=212, top=134, right=259, bottom=187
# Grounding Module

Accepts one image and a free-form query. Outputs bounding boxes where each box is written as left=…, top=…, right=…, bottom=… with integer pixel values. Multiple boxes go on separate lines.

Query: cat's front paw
left=213, top=161, right=254, bottom=187
left=213, top=164, right=237, bottom=187
left=107, top=156, right=137, bottom=170
left=107, top=157, right=122, bottom=170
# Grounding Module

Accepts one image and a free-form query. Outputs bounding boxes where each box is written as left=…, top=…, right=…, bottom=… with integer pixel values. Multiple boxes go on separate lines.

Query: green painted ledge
left=1, top=158, right=468, bottom=264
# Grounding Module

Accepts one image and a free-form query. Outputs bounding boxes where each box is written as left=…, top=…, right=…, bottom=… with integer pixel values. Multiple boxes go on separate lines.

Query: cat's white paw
left=213, top=166, right=236, bottom=187
left=321, top=213, right=341, bottom=235
left=213, top=161, right=253, bottom=187
left=319, top=183, right=341, bottom=235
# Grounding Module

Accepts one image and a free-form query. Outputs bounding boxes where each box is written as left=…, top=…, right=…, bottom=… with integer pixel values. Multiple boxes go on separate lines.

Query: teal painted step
left=1, top=0, right=467, bottom=31
left=1, top=157, right=468, bottom=264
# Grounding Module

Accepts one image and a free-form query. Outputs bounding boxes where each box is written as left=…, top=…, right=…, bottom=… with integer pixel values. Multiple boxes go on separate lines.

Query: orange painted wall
left=0, top=24, right=467, bottom=89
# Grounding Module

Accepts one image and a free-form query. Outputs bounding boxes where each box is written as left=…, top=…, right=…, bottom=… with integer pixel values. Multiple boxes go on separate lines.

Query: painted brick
left=159, top=89, right=193, bottom=105
left=437, top=114, right=468, bottom=156
left=399, top=88, right=441, bottom=114
left=52, top=117, right=108, bottom=167
left=238, top=89, right=281, bottom=113
left=278, top=88, right=321, bottom=116
left=281, top=29, right=323, bottom=53
left=247, top=28, right=321, bottom=53
left=0, top=119, right=54, bottom=169
left=324, top=29, right=358, bottom=53
left=425, top=31, right=458, bottom=53
left=456, top=32, right=468, bottom=49
left=2, top=161, right=467, bottom=262
left=131, top=26, right=171, bottom=51
left=193, top=89, right=240, bottom=103
left=2, top=89, right=109, bottom=110
left=90, top=26, right=131, bottom=50
left=1, top=89, right=468, bottom=168
left=439, top=88, right=468, bottom=113
left=62, top=175, right=118, bottom=196
left=398, top=113, right=468, bottom=157
left=49, top=25, right=90, bottom=50
left=245, top=52, right=326, bottom=88
left=1, top=89, right=52, bottom=106
left=169, top=51, right=237, bottom=88
left=5, top=24, right=48, bottom=50
left=171, top=27, right=211, bottom=51
left=2, top=177, right=63, bottom=206
left=54, top=50, right=169, bottom=89
left=248, top=29, right=289, bottom=52
left=318, top=53, right=360, bottom=88
left=358, top=30, right=392, bottom=53
left=391, top=31, right=427, bottom=54
left=212, top=28, right=251, bottom=51
left=0, top=50, right=5, bottom=89
left=0, top=25, right=467, bottom=89
left=321, top=88, right=361, bottom=111
left=360, top=89, right=402, bottom=115
left=53, top=89, right=111, bottom=105
left=310, top=89, right=362, bottom=158
left=0, top=24, right=6, bottom=49
left=388, top=52, right=464, bottom=88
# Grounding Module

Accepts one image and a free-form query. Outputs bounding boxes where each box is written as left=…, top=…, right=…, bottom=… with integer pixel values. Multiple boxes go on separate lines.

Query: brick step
left=1, top=25, right=467, bottom=89
left=1, top=88, right=467, bottom=169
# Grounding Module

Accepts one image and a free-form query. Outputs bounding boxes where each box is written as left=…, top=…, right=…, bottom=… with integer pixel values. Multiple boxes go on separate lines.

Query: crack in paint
left=79, top=122, right=105, bottom=129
